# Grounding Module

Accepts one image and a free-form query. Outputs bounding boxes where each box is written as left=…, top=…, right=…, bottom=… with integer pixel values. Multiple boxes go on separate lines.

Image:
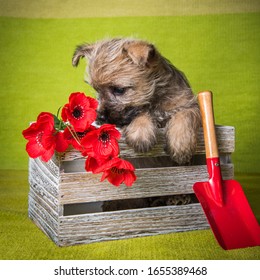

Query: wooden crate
left=28, top=125, right=235, bottom=246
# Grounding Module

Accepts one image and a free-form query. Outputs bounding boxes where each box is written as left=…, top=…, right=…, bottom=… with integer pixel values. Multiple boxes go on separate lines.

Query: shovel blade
left=193, top=179, right=260, bottom=250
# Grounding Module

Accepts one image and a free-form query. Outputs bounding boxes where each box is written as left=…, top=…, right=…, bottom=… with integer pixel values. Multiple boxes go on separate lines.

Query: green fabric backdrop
left=0, top=0, right=259, bottom=259
left=1, top=8, right=260, bottom=173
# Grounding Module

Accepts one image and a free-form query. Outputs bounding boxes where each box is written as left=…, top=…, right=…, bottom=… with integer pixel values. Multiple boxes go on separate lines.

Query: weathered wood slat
left=29, top=158, right=59, bottom=206
left=28, top=195, right=58, bottom=244
left=58, top=204, right=209, bottom=246
left=31, top=157, right=60, bottom=179
left=28, top=157, right=61, bottom=244
left=59, top=164, right=234, bottom=204
left=29, top=188, right=58, bottom=223
left=195, top=125, right=235, bottom=155
left=29, top=158, right=60, bottom=193
left=60, top=125, right=235, bottom=161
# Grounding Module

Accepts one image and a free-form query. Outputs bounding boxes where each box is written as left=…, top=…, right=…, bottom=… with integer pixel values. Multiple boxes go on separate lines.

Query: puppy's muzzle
left=97, top=107, right=145, bottom=127
left=96, top=109, right=122, bottom=125
left=96, top=111, right=107, bottom=124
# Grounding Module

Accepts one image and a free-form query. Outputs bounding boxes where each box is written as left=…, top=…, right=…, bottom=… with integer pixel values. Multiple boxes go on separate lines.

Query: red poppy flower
left=85, top=156, right=110, bottom=174
left=63, top=125, right=96, bottom=150
left=55, top=131, right=70, bottom=153
left=95, top=157, right=136, bottom=187
left=22, top=112, right=68, bottom=161
left=61, top=92, right=98, bottom=132
left=81, top=124, right=121, bottom=159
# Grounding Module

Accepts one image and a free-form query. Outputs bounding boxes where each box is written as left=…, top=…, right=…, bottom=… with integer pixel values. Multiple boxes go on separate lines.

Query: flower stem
left=66, top=125, right=82, bottom=147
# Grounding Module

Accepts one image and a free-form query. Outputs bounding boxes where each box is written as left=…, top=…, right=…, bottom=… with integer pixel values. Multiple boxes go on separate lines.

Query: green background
left=0, top=0, right=260, bottom=259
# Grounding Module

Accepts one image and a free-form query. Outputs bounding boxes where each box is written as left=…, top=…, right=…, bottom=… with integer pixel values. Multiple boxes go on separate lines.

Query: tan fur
left=123, top=112, right=157, bottom=153
left=165, top=106, right=200, bottom=163
left=72, top=38, right=201, bottom=164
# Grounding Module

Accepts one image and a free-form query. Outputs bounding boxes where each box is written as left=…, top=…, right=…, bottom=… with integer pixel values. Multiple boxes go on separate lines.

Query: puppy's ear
left=122, top=41, right=156, bottom=67
left=72, top=43, right=95, bottom=67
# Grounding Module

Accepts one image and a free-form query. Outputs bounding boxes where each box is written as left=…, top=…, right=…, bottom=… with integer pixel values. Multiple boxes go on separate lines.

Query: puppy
left=72, top=38, right=201, bottom=164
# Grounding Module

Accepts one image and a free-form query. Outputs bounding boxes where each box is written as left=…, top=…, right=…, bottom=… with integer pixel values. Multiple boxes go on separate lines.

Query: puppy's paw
left=165, top=108, right=200, bottom=165
left=165, top=139, right=194, bottom=165
left=123, top=113, right=157, bottom=153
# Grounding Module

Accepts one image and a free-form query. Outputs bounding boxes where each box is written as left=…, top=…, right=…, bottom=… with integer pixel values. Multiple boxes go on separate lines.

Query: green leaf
left=53, top=115, right=66, bottom=131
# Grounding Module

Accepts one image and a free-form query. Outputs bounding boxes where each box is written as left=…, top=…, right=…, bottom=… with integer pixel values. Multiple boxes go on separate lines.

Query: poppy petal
left=61, top=104, right=69, bottom=122
left=123, top=171, right=137, bottom=187
left=26, top=141, right=45, bottom=158
left=41, top=147, right=55, bottom=162
left=107, top=173, right=124, bottom=187
left=55, top=132, right=69, bottom=152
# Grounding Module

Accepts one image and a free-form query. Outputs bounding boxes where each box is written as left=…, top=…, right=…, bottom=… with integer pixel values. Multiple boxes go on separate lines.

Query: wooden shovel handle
left=198, top=91, right=219, bottom=158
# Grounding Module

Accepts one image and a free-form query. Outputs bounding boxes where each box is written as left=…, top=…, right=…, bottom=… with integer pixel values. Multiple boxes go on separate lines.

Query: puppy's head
left=72, top=38, right=159, bottom=126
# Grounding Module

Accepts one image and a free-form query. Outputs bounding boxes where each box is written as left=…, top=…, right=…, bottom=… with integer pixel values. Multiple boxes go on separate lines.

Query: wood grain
left=28, top=125, right=235, bottom=246
left=58, top=204, right=209, bottom=246
left=60, top=125, right=235, bottom=161
left=198, top=91, right=219, bottom=158
left=59, top=164, right=234, bottom=204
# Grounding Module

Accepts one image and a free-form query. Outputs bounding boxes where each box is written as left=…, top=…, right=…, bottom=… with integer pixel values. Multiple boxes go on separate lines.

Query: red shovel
left=193, top=91, right=260, bottom=250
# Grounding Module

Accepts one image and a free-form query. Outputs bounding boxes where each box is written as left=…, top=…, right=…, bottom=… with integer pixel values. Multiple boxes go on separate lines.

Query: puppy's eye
left=111, top=86, right=126, bottom=96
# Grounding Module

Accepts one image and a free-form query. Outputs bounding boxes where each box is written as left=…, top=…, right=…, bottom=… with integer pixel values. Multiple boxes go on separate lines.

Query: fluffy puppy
left=72, top=38, right=201, bottom=164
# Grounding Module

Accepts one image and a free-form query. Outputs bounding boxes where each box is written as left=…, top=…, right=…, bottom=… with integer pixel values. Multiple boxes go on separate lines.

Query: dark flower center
left=77, top=131, right=88, bottom=139
left=111, top=167, right=125, bottom=174
left=73, top=106, right=84, bottom=119
left=99, top=131, right=110, bottom=144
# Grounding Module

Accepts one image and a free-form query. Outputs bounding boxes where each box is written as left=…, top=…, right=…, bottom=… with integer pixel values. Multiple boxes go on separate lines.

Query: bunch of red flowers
left=22, top=92, right=136, bottom=187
